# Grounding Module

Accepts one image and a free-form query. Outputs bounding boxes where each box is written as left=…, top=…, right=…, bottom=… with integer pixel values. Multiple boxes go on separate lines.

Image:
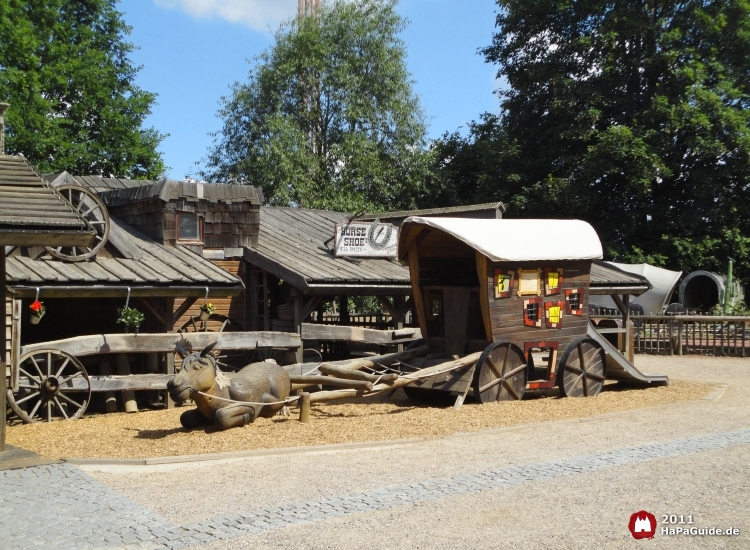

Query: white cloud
left=155, top=0, right=298, bottom=31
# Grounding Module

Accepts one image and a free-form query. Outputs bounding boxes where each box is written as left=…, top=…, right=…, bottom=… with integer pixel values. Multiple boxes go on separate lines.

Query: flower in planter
left=200, top=302, right=216, bottom=315
left=117, top=306, right=145, bottom=335
left=30, top=300, right=46, bottom=320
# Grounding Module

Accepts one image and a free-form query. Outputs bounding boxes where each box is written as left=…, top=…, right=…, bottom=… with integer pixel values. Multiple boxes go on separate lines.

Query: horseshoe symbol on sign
left=367, top=219, right=393, bottom=250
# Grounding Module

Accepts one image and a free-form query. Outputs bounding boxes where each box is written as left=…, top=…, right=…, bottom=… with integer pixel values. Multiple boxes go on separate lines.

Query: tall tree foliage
left=201, top=0, right=430, bottom=212
left=438, top=0, right=750, bottom=278
left=0, top=0, right=166, bottom=177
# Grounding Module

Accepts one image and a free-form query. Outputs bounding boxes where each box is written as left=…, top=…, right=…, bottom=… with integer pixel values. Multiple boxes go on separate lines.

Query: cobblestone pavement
left=2, top=429, right=749, bottom=550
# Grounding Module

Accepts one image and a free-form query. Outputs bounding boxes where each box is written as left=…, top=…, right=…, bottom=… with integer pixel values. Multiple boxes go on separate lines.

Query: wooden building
left=0, top=101, right=96, bottom=448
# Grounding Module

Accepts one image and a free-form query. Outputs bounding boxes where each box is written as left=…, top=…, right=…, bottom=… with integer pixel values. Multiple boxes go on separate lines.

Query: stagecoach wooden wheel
left=558, top=337, right=606, bottom=397
left=473, top=341, right=527, bottom=403
left=8, top=349, right=91, bottom=423
left=177, top=313, right=244, bottom=370
left=45, top=185, right=110, bottom=261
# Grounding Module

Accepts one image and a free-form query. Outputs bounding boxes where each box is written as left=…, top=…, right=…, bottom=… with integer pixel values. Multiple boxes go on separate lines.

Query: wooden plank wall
left=172, top=260, right=250, bottom=330
left=485, top=260, right=591, bottom=363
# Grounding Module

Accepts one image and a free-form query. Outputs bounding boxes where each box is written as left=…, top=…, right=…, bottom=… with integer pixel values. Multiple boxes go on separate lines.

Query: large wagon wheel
left=557, top=337, right=606, bottom=397
left=473, top=341, right=527, bottom=403
left=45, top=185, right=110, bottom=261
left=178, top=313, right=245, bottom=370
left=7, top=349, right=91, bottom=423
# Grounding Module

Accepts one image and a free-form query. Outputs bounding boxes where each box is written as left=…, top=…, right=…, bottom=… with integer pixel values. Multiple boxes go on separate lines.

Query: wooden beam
left=408, top=242, right=427, bottom=337
left=20, top=331, right=301, bottom=357
left=301, top=295, right=322, bottom=321
left=284, top=345, right=429, bottom=376
left=0, top=229, right=95, bottom=247
left=300, top=323, right=421, bottom=344
left=611, top=294, right=628, bottom=317
left=243, top=247, right=309, bottom=290
left=304, top=284, right=412, bottom=296
left=475, top=251, right=493, bottom=341
left=376, top=295, right=397, bottom=318
left=140, top=299, right=168, bottom=327
left=309, top=351, right=482, bottom=403
left=172, top=296, right=197, bottom=325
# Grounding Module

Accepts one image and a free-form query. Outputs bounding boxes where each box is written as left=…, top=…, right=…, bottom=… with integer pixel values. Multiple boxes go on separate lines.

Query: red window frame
left=565, top=288, right=584, bottom=316
left=523, top=297, right=543, bottom=327
left=544, top=267, right=564, bottom=295
left=545, top=300, right=564, bottom=329
left=493, top=268, right=515, bottom=299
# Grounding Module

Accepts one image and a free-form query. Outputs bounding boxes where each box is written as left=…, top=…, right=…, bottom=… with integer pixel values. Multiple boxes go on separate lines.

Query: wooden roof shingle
left=0, top=156, right=95, bottom=246
left=6, top=216, right=244, bottom=295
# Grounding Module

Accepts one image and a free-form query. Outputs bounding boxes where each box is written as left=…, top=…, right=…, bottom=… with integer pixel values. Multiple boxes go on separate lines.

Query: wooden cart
left=397, top=217, right=665, bottom=404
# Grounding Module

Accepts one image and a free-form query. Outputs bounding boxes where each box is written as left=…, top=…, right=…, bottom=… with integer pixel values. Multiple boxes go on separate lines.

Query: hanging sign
left=334, top=219, right=398, bottom=257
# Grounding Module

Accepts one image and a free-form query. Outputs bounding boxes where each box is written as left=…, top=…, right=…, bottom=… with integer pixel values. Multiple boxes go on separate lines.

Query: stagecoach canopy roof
left=398, top=217, right=603, bottom=262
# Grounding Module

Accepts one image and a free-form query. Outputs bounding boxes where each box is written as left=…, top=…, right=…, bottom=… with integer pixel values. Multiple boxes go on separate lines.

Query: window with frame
left=177, top=212, right=202, bottom=242
left=523, top=297, right=543, bottom=327
left=565, top=288, right=584, bottom=315
left=494, top=268, right=514, bottom=299
left=544, top=267, right=563, bottom=295
left=545, top=300, right=564, bottom=328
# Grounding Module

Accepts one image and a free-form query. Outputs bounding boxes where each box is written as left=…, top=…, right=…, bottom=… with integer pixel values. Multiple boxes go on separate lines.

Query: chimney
left=0, top=102, right=8, bottom=155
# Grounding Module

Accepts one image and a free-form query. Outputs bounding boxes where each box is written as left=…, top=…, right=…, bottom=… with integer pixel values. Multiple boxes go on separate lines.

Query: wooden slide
left=587, top=321, right=669, bottom=385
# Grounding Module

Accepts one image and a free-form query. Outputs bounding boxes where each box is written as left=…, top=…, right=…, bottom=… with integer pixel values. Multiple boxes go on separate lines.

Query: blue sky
left=121, top=0, right=502, bottom=180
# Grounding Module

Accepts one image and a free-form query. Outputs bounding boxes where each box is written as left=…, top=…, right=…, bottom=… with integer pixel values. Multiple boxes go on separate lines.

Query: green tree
left=201, top=0, right=430, bottom=212
left=0, top=0, right=166, bottom=177
left=458, top=0, right=750, bottom=278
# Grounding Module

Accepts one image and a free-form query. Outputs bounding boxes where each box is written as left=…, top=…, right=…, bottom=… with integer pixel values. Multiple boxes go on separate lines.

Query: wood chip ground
left=5, top=379, right=712, bottom=460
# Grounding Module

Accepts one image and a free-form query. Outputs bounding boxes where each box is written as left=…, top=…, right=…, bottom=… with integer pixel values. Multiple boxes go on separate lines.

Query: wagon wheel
left=178, top=314, right=245, bottom=370
left=557, top=337, right=606, bottom=397
left=45, top=185, right=110, bottom=261
left=472, top=342, right=527, bottom=403
left=7, top=349, right=90, bottom=423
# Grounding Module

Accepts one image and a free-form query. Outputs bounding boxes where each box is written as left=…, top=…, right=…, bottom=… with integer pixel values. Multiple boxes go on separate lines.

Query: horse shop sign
left=334, top=219, right=398, bottom=257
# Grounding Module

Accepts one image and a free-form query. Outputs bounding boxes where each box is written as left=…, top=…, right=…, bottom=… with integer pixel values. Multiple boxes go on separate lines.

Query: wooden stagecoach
left=397, top=217, right=667, bottom=405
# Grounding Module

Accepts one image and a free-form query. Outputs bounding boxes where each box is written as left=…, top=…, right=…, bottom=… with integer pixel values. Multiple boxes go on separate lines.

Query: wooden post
left=298, top=392, right=311, bottom=423
left=339, top=295, right=350, bottom=325
left=165, top=352, right=175, bottom=408
left=678, top=320, right=683, bottom=356
left=0, top=252, right=5, bottom=452
left=116, top=354, right=138, bottom=413
left=293, top=289, right=304, bottom=364
left=623, top=294, right=630, bottom=358
left=99, top=362, right=118, bottom=412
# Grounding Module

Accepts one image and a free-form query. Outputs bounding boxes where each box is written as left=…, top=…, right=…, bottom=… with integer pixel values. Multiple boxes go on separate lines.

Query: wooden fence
left=596, top=314, right=750, bottom=356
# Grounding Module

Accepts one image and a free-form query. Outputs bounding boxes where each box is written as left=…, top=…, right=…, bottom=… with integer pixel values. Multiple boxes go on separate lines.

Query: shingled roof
left=60, top=173, right=264, bottom=205
left=243, top=207, right=411, bottom=291
left=0, top=156, right=95, bottom=246
left=589, top=260, right=651, bottom=295
left=5, top=215, right=244, bottom=297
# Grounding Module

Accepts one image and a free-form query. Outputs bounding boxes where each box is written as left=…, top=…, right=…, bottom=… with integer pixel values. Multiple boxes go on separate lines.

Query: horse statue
left=167, top=343, right=291, bottom=430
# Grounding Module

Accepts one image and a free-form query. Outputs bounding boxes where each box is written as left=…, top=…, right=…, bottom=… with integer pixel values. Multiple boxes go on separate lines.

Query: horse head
left=167, top=343, right=221, bottom=403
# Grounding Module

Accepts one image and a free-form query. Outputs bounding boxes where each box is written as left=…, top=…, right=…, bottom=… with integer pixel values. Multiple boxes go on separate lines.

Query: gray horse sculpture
left=167, top=343, right=291, bottom=430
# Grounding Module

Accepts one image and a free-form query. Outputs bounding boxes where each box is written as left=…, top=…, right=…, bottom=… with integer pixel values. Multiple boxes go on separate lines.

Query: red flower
left=30, top=300, right=43, bottom=312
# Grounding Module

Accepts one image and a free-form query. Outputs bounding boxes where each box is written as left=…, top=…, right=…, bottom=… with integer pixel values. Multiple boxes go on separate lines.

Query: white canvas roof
left=399, top=217, right=603, bottom=262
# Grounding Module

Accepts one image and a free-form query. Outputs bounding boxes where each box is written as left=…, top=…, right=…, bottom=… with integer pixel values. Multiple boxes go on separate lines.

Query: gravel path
left=72, top=355, right=749, bottom=549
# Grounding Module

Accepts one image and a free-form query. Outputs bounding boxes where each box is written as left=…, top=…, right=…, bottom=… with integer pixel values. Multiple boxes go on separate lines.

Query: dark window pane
left=178, top=213, right=199, bottom=240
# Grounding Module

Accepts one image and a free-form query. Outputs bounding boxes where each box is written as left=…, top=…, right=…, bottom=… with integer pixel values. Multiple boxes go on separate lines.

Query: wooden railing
left=595, top=314, right=750, bottom=356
